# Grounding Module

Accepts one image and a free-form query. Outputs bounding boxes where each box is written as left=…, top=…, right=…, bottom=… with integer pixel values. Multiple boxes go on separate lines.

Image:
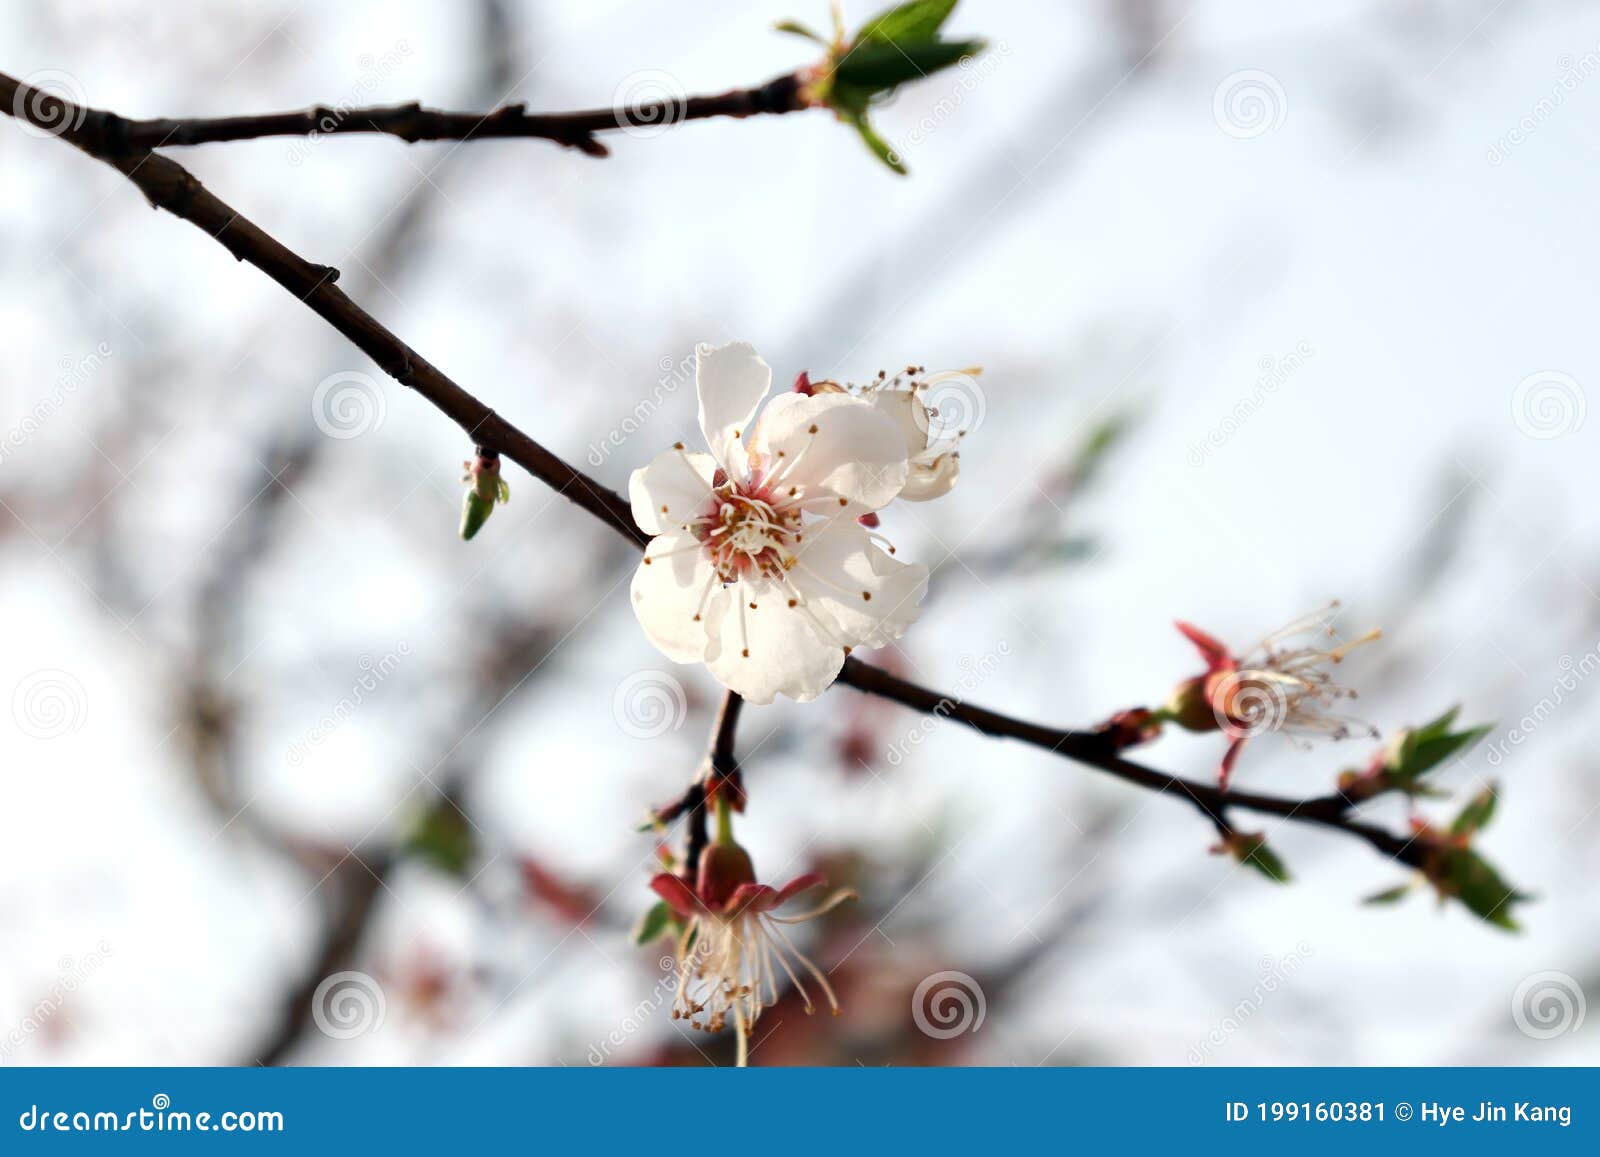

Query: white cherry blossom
left=628, top=342, right=933, bottom=703
left=802, top=365, right=974, bottom=502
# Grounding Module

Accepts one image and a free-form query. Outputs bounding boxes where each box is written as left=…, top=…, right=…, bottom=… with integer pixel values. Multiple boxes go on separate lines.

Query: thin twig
left=0, top=71, right=644, bottom=544
left=832, top=659, right=1422, bottom=866
left=37, top=75, right=803, bottom=157
left=656, top=691, right=745, bottom=880
left=0, top=70, right=1425, bottom=873
left=708, top=690, right=744, bottom=782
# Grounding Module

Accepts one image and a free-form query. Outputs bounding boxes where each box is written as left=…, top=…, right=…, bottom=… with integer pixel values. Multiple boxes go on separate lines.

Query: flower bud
left=1336, top=751, right=1392, bottom=804
left=696, top=841, right=757, bottom=911
left=1165, top=675, right=1220, bottom=732
left=459, top=452, right=509, bottom=540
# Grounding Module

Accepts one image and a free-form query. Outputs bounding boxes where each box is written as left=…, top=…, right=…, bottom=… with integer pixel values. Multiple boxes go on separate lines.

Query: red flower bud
left=696, top=841, right=757, bottom=911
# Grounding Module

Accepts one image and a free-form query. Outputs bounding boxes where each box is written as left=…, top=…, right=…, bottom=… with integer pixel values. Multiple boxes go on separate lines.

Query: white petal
left=630, top=529, right=724, bottom=663
left=787, top=516, right=928, bottom=649
left=704, top=575, right=846, bottom=704
left=628, top=447, right=717, bottom=535
left=695, top=342, right=770, bottom=475
left=866, top=389, right=931, bottom=455
left=747, top=389, right=810, bottom=460
left=751, top=393, right=908, bottom=510
left=900, top=448, right=960, bottom=501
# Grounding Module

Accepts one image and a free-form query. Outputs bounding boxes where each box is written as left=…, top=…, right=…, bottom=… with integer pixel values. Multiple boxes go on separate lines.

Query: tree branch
left=34, top=74, right=803, bottom=157
left=655, top=691, right=745, bottom=881
left=708, top=690, right=744, bottom=783
left=0, top=69, right=1426, bottom=876
left=832, top=658, right=1423, bottom=866
left=0, top=71, right=645, bottom=545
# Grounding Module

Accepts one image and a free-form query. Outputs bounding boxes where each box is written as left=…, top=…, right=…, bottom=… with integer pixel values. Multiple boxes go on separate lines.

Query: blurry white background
left=1, top=0, right=1596, bottom=1066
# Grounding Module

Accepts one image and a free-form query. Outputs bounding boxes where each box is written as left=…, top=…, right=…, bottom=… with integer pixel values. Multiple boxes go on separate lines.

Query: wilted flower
left=651, top=838, right=855, bottom=1066
left=1165, top=602, right=1381, bottom=788
left=629, top=342, right=937, bottom=703
left=798, top=365, right=971, bottom=501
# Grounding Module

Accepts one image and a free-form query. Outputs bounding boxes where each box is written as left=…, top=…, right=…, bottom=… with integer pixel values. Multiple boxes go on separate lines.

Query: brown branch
left=254, top=847, right=394, bottom=1066
left=833, top=659, right=1423, bottom=867
left=0, top=69, right=1426, bottom=876
left=655, top=691, right=746, bottom=881
left=42, top=74, right=803, bottom=157
left=707, top=690, right=745, bottom=783
left=0, top=71, right=644, bottom=546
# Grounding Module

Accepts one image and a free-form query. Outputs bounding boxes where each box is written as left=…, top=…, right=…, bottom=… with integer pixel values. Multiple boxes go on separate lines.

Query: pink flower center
left=694, top=478, right=800, bottom=582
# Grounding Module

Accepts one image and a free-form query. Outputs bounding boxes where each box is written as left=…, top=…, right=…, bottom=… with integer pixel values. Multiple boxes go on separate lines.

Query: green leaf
left=1066, top=414, right=1131, bottom=493
left=850, top=113, right=907, bottom=174
left=631, top=900, right=677, bottom=946
left=460, top=490, right=495, bottom=540
left=405, top=803, right=475, bottom=877
left=1240, top=839, right=1291, bottom=884
left=1407, top=725, right=1492, bottom=778
left=833, top=37, right=985, bottom=90
left=1384, top=705, right=1492, bottom=786
left=1443, top=848, right=1528, bottom=932
left=1451, top=784, right=1499, bottom=837
left=825, top=79, right=873, bottom=118
left=856, top=0, right=958, bottom=45
left=1035, top=536, right=1098, bottom=564
left=774, top=18, right=827, bottom=44
left=1413, top=704, right=1462, bottom=739
left=1363, top=883, right=1413, bottom=905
